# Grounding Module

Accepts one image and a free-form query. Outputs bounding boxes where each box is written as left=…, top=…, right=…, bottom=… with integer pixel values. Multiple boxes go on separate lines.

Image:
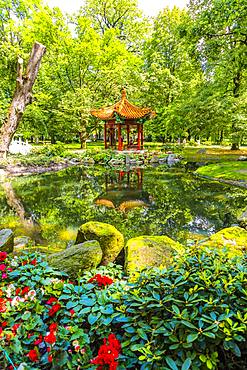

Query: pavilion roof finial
left=121, top=88, right=127, bottom=99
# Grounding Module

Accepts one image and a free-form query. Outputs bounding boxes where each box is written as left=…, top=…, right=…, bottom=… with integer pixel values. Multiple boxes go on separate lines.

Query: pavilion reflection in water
left=95, top=169, right=150, bottom=212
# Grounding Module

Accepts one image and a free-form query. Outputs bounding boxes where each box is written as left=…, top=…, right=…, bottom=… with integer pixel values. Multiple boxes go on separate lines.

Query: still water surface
left=0, top=165, right=246, bottom=248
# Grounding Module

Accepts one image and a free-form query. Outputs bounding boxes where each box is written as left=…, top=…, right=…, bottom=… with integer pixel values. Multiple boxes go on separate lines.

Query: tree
left=188, top=0, right=247, bottom=148
left=0, top=41, right=46, bottom=158
left=55, top=88, right=95, bottom=149
left=83, top=0, right=149, bottom=50
left=143, top=7, right=201, bottom=141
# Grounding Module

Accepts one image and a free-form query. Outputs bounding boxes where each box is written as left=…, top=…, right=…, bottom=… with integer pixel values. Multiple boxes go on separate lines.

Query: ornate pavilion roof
left=91, top=89, right=155, bottom=121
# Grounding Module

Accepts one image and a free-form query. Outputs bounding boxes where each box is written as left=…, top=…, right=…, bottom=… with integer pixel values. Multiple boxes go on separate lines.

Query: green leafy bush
left=0, top=247, right=246, bottom=369
left=34, top=143, right=70, bottom=158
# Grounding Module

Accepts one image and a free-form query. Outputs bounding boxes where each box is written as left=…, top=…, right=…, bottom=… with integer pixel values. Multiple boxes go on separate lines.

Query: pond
left=0, top=164, right=246, bottom=248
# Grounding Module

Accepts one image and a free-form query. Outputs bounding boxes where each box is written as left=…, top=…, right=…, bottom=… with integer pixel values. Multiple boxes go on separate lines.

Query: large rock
left=238, top=209, right=247, bottom=229
left=201, top=226, right=247, bottom=256
left=14, top=236, right=33, bottom=250
left=0, top=229, right=14, bottom=253
left=47, top=240, right=102, bottom=276
left=125, top=235, right=184, bottom=274
left=14, top=245, right=62, bottom=256
left=76, top=221, right=124, bottom=265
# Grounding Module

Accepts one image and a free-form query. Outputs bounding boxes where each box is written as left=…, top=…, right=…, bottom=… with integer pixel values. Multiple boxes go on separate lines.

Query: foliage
left=0, top=247, right=246, bottom=369
left=196, top=162, right=247, bottom=181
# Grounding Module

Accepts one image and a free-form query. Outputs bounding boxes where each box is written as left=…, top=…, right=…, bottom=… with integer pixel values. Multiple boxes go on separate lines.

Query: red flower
left=88, top=274, right=113, bottom=287
left=0, top=298, right=7, bottom=313
left=48, top=303, right=61, bottom=317
left=12, top=323, right=21, bottom=335
left=46, top=297, right=58, bottom=305
left=21, top=286, right=30, bottom=295
left=44, top=331, right=56, bottom=344
left=22, top=260, right=28, bottom=266
left=48, top=354, right=53, bottom=363
left=16, top=287, right=21, bottom=295
left=91, top=334, right=121, bottom=370
left=49, top=322, right=58, bottom=332
left=34, top=334, right=43, bottom=345
left=1, top=321, right=7, bottom=327
left=31, top=259, right=37, bottom=265
left=0, top=264, right=6, bottom=271
left=0, top=252, right=7, bottom=261
left=70, top=309, right=75, bottom=316
left=27, top=349, right=39, bottom=362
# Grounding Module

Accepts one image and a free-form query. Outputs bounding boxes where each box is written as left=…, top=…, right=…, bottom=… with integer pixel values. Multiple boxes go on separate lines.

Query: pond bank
left=195, top=174, right=247, bottom=189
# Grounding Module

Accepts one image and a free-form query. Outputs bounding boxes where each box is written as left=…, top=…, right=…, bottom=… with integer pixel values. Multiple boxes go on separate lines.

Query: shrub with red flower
left=88, top=274, right=113, bottom=287
left=21, top=286, right=30, bottom=295
left=0, top=264, right=6, bottom=271
left=0, top=251, right=7, bottom=261
left=91, top=334, right=121, bottom=370
left=33, top=334, right=43, bottom=345
left=46, top=297, right=58, bottom=305
left=0, top=297, right=7, bottom=313
left=48, top=303, right=61, bottom=317
left=44, top=331, right=56, bottom=344
left=27, top=349, right=39, bottom=362
left=49, top=322, right=58, bottom=332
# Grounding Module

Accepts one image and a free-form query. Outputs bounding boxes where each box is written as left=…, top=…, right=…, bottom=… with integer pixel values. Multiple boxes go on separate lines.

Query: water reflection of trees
left=0, top=166, right=246, bottom=246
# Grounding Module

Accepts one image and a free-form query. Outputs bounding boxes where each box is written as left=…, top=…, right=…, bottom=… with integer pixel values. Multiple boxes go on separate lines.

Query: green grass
left=196, top=162, right=247, bottom=181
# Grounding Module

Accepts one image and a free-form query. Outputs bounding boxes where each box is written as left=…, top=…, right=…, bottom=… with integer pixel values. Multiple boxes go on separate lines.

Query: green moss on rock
left=47, top=240, right=102, bottom=276
left=76, top=221, right=124, bottom=265
left=201, top=226, right=247, bottom=256
left=14, top=245, right=63, bottom=256
left=125, top=235, right=184, bottom=274
left=0, top=229, right=14, bottom=253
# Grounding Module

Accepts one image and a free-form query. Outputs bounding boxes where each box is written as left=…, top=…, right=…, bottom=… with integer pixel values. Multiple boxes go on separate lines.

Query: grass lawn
left=182, top=146, right=247, bottom=162
left=196, top=161, right=247, bottom=181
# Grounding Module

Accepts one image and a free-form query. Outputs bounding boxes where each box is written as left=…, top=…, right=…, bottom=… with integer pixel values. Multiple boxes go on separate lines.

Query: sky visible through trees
left=45, top=0, right=188, bottom=16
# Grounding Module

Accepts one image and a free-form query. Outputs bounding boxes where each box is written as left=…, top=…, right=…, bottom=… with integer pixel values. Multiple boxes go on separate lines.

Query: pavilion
left=91, top=89, right=155, bottom=150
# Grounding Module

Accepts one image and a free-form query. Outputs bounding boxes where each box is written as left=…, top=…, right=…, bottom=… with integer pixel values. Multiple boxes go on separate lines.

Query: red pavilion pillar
left=137, top=123, right=141, bottom=150
left=141, top=124, right=144, bottom=150
left=127, top=123, right=130, bottom=149
left=118, top=123, right=122, bottom=151
left=104, top=123, right=107, bottom=149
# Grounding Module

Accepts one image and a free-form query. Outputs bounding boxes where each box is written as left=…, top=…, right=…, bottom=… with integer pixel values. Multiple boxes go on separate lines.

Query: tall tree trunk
left=79, top=123, right=88, bottom=149
left=0, top=42, right=46, bottom=158
left=79, top=131, right=87, bottom=149
left=231, top=70, right=241, bottom=150
left=51, top=135, right=56, bottom=144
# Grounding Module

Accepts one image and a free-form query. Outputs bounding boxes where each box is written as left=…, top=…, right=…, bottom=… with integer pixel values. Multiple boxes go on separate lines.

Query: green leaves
left=88, top=313, right=99, bottom=325
left=182, top=358, right=192, bottom=370
left=165, top=356, right=179, bottom=370
left=187, top=333, right=199, bottom=343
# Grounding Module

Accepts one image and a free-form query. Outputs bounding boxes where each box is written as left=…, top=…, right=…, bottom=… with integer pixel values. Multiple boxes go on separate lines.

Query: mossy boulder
left=76, top=221, right=124, bottom=265
left=125, top=235, right=184, bottom=274
left=238, top=209, right=247, bottom=229
left=0, top=229, right=14, bottom=253
left=201, top=226, right=247, bottom=256
left=14, top=245, right=62, bottom=256
left=47, top=240, right=102, bottom=276
left=14, top=236, right=33, bottom=250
